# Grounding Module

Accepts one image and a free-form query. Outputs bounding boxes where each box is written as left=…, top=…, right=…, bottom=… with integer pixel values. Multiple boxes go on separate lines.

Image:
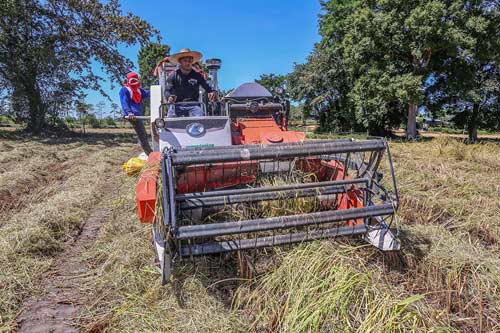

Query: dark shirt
left=165, top=69, right=213, bottom=102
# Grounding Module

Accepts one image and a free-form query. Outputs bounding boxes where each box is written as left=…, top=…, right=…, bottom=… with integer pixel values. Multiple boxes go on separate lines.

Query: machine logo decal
left=186, top=122, right=206, bottom=137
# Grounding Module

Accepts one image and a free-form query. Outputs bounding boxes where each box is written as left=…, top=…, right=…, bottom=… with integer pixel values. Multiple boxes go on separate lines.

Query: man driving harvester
left=165, top=48, right=217, bottom=117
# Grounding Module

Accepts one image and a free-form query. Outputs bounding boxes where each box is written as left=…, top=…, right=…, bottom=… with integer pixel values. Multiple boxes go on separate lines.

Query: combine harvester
left=135, top=58, right=400, bottom=284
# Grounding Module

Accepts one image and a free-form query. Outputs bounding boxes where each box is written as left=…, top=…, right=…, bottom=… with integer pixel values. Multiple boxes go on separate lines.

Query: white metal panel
left=150, top=85, right=161, bottom=123
left=158, top=116, right=232, bottom=152
left=150, top=85, right=162, bottom=152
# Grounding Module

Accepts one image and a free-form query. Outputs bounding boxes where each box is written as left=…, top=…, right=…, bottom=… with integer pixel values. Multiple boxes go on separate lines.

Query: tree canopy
left=288, top=0, right=500, bottom=139
left=138, top=42, right=170, bottom=88
left=255, top=73, right=287, bottom=95
left=0, top=0, right=158, bottom=133
left=429, top=1, right=500, bottom=140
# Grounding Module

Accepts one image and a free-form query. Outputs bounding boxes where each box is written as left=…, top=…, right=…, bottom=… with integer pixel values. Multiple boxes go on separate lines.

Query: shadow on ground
left=171, top=253, right=252, bottom=309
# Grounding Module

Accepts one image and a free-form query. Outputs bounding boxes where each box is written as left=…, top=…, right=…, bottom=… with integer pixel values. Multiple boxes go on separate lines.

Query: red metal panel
left=232, top=117, right=305, bottom=145
left=296, top=157, right=364, bottom=226
left=175, top=161, right=258, bottom=194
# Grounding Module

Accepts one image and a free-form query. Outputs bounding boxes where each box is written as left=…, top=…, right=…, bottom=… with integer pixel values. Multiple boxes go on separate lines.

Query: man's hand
left=208, top=91, right=218, bottom=102
left=167, top=95, right=177, bottom=104
left=127, top=113, right=136, bottom=120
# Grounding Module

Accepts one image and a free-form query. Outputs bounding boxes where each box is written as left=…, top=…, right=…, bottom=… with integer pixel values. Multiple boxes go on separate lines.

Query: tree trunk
left=468, top=103, right=479, bottom=143
left=406, top=103, right=417, bottom=139
left=26, top=88, right=45, bottom=134
left=11, top=87, right=25, bottom=121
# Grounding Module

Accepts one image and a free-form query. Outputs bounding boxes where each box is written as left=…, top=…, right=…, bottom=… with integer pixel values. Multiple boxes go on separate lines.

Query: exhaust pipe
left=205, top=58, right=222, bottom=92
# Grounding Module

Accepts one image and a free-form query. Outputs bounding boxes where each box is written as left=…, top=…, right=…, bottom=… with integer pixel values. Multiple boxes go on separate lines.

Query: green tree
left=85, top=113, right=100, bottom=128
left=111, top=102, right=120, bottom=119
left=291, top=0, right=498, bottom=138
left=289, top=104, right=304, bottom=121
left=95, top=101, right=106, bottom=126
left=288, top=49, right=361, bottom=132
left=64, top=116, right=77, bottom=128
left=138, top=42, right=170, bottom=88
left=331, top=0, right=461, bottom=137
left=10, top=87, right=29, bottom=122
left=103, top=116, right=116, bottom=127
left=75, top=100, right=94, bottom=134
left=255, top=73, right=287, bottom=94
left=0, top=0, right=158, bottom=134
left=431, top=2, right=500, bottom=142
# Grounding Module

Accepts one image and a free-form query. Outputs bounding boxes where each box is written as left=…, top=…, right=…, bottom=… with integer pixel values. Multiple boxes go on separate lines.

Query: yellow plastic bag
left=121, top=157, right=146, bottom=176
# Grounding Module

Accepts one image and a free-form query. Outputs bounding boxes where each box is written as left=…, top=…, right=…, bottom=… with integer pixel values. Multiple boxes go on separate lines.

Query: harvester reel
left=159, top=138, right=399, bottom=266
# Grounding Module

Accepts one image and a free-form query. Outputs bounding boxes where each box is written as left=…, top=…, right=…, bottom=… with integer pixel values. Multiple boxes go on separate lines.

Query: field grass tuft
left=236, top=242, right=453, bottom=332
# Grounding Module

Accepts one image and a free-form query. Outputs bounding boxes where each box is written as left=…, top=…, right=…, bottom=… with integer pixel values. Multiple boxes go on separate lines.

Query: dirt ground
left=16, top=208, right=111, bottom=333
left=0, top=129, right=139, bottom=332
left=0, top=127, right=499, bottom=332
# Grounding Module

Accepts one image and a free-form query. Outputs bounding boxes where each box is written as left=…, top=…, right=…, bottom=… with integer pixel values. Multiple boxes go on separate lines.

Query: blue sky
left=86, top=0, right=321, bottom=114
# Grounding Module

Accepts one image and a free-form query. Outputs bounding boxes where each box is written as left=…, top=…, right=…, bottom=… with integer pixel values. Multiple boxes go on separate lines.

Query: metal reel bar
left=170, top=139, right=387, bottom=165
left=175, top=204, right=394, bottom=240
left=176, top=178, right=370, bottom=209
left=180, top=224, right=368, bottom=257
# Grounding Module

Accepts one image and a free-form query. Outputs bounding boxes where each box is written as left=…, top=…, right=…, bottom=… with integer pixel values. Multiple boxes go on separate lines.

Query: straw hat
left=170, top=48, right=203, bottom=64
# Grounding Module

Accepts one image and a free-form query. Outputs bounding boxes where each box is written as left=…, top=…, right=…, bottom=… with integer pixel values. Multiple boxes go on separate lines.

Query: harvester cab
left=137, top=57, right=400, bottom=284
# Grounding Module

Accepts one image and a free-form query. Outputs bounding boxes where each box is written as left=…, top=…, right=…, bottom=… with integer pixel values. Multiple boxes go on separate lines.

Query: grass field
left=0, top=128, right=499, bottom=332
